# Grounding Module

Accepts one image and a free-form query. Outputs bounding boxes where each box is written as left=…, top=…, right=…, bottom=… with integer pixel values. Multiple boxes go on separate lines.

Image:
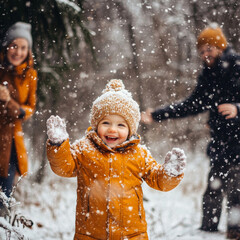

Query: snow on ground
left=143, top=150, right=227, bottom=240
left=0, top=151, right=228, bottom=239
left=143, top=184, right=226, bottom=240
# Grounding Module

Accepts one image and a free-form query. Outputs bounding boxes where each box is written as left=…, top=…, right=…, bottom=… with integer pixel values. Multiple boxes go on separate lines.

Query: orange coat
left=0, top=62, right=37, bottom=177
left=47, top=129, right=184, bottom=240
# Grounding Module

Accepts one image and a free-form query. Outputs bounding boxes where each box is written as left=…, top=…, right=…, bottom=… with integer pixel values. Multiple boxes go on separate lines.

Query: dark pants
left=201, top=164, right=240, bottom=232
left=0, top=141, right=17, bottom=198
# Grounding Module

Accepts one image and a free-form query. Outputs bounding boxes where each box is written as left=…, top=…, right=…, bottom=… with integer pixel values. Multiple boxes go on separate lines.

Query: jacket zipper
left=106, top=153, right=112, bottom=240
left=134, top=188, right=142, bottom=219
left=120, top=154, right=123, bottom=240
left=85, top=193, right=90, bottom=221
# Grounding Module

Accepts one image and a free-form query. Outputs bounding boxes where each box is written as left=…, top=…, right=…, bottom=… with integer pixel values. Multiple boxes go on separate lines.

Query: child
left=46, top=79, right=186, bottom=240
left=0, top=22, right=38, bottom=198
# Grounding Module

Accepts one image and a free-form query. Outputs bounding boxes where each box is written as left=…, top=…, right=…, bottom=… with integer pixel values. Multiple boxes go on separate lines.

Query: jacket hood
left=86, top=127, right=140, bottom=153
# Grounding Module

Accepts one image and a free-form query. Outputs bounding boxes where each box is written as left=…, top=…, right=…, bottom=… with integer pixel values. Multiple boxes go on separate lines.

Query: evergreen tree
left=0, top=0, right=94, bottom=104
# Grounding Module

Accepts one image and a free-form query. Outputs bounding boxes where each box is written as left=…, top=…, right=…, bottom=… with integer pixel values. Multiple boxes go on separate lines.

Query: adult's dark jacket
left=152, top=47, right=240, bottom=166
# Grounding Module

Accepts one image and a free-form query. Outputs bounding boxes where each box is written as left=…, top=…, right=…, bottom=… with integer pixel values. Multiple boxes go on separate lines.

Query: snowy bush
left=0, top=180, right=33, bottom=240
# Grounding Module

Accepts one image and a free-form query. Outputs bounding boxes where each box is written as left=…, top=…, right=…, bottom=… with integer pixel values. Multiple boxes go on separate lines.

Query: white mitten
left=163, top=148, right=186, bottom=177
left=46, top=115, right=69, bottom=145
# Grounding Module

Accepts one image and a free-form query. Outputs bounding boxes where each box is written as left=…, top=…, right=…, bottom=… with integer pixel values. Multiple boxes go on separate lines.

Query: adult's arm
left=0, top=68, right=37, bottom=121
left=151, top=77, right=208, bottom=122
left=218, top=50, right=240, bottom=122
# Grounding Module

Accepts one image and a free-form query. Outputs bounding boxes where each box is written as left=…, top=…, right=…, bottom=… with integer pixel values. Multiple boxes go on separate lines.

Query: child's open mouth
left=105, top=136, right=118, bottom=141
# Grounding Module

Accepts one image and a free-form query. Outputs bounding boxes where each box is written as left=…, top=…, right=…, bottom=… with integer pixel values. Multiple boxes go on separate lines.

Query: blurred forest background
left=1, top=0, right=240, bottom=182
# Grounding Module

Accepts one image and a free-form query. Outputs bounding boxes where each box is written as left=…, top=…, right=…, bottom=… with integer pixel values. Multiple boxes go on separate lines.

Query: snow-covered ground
left=0, top=151, right=228, bottom=240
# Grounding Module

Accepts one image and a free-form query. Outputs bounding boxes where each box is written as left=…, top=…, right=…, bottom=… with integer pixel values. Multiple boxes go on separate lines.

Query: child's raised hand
left=163, top=148, right=186, bottom=177
left=46, top=115, right=69, bottom=145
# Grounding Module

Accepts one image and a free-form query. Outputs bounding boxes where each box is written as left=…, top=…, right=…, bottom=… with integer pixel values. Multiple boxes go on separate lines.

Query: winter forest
left=0, top=0, right=240, bottom=239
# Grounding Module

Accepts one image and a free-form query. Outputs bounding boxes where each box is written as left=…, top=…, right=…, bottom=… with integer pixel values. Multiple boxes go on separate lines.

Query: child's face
left=97, top=114, right=129, bottom=148
left=7, top=38, right=29, bottom=66
left=198, top=44, right=223, bottom=67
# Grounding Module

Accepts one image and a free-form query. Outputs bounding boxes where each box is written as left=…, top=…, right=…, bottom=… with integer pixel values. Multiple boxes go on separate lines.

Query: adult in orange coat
left=0, top=22, right=38, bottom=197
left=46, top=79, right=186, bottom=240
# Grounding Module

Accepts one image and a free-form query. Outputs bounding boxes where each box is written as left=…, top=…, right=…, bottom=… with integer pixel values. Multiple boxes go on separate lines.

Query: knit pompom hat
left=197, top=23, right=227, bottom=50
left=2, top=22, right=32, bottom=49
left=90, top=79, right=140, bottom=137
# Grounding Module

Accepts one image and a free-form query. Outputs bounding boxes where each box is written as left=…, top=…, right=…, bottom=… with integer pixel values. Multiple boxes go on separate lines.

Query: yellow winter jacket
left=47, top=129, right=184, bottom=240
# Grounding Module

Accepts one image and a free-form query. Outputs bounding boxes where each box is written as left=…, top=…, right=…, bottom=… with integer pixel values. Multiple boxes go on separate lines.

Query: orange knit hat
left=90, top=79, right=140, bottom=136
left=197, top=25, right=227, bottom=50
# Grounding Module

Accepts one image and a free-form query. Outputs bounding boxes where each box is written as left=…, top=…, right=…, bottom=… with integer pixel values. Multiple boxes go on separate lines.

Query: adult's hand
left=0, top=85, right=10, bottom=102
left=218, top=103, right=237, bottom=119
left=141, top=108, right=154, bottom=124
